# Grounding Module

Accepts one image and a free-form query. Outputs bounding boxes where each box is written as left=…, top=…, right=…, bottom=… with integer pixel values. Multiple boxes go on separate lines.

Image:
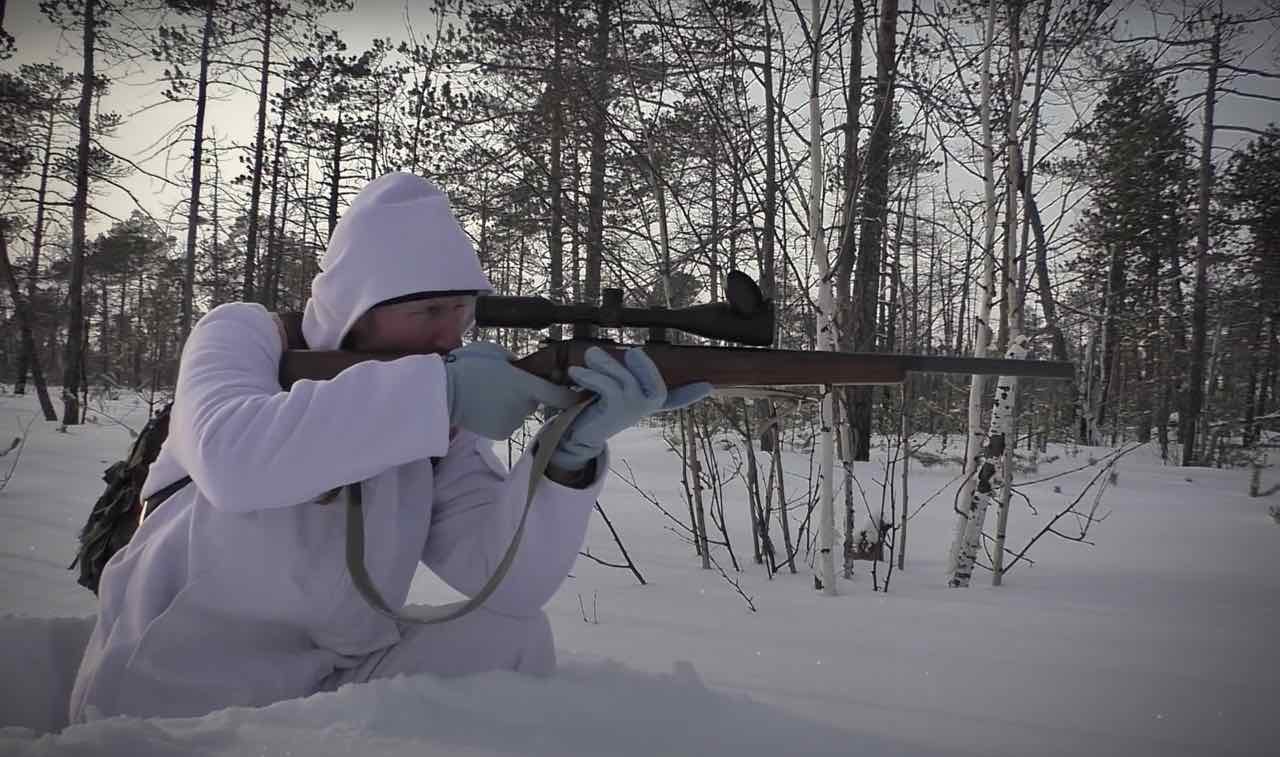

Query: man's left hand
left=549, top=347, right=712, bottom=472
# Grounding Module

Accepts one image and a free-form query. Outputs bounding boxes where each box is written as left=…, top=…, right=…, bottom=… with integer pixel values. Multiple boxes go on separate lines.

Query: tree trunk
left=897, top=381, right=910, bottom=570
left=952, top=337, right=1029, bottom=587
left=0, top=226, right=56, bottom=420
left=98, top=280, right=108, bottom=377
left=209, top=137, right=225, bottom=306
left=327, top=108, right=343, bottom=237
left=242, top=0, right=274, bottom=302
left=262, top=95, right=288, bottom=309
left=834, top=0, right=865, bottom=322
left=947, top=0, right=998, bottom=578
left=808, top=0, right=837, bottom=595
left=1182, top=16, right=1220, bottom=467
left=682, top=409, right=711, bottom=569
left=741, top=404, right=766, bottom=567
left=992, top=0, right=1026, bottom=585
left=955, top=216, right=973, bottom=355
left=14, top=97, right=58, bottom=395
left=547, top=0, right=565, bottom=338
left=760, top=8, right=777, bottom=304
left=583, top=0, right=610, bottom=305
left=848, top=0, right=899, bottom=463
left=181, top=0, right=215, bottom=342
left=62, top=0, right=97, bottom=426
left=1099, top=243, right=1124, bottom=428
left=771, top=404, right=796, bottom=573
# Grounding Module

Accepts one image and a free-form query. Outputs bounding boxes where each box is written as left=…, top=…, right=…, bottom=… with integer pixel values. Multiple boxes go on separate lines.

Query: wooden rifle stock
left=279, top=341, right=1074, bottom=390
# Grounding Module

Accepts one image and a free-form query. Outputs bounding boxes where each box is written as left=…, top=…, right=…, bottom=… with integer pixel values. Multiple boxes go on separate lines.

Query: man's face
left=347, top=294, right=477, bottom=354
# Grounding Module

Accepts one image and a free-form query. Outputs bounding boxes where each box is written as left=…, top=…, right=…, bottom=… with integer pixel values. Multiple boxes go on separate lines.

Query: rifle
left=279, top=271, right=1074, bottom=390
left=278, top=271, right=1072, bottom=627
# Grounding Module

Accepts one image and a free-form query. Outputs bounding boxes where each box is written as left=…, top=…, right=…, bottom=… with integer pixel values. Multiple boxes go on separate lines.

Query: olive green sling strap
left=283, top=312, right=592, bottom=626
left=343, top=400, right=590, bottom=625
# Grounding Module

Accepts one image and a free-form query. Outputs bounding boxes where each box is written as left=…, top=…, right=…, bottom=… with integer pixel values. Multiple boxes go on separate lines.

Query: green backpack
left=69, top=403, right=186, bottom=593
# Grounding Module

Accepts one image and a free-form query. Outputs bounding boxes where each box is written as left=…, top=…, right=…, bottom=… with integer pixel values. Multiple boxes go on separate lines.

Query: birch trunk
left=952, top=337, right=1028, bottom=587
left=946, top=0, right=998, bottom=578
left=992, top=0, right=1026, bottom=586
left=809, top=0, right=837, bottom=595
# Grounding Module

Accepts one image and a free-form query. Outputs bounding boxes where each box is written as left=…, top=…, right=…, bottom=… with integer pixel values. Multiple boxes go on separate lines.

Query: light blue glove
left=550, top=346, right=713, bottom=471
left=444, top=342, right=579, bottom=440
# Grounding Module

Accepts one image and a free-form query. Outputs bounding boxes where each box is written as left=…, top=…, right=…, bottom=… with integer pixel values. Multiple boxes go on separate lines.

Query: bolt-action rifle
left=278, top=271, right=1073, bottom=390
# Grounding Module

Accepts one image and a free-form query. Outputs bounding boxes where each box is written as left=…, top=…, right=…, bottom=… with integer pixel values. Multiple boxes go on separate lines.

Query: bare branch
left=1218, top=87, right=1280, bottom=103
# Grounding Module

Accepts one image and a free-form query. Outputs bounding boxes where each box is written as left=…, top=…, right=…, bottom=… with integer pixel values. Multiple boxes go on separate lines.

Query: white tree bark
left=992, top=0, right=1027, bottom=587
left=810, top=0, right=837, bottom=595
left=990, top=339, right=1028, bottom=585
left=946, top=0, right=999, bottom=579
left=950, top=336, right=1029, bottom=588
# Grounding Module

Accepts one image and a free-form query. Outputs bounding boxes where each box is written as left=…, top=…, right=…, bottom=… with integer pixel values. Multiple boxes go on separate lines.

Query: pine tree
left=1222, top=126, right=1280, bottom=445
left=1070, top=53, right=1192, bottom=444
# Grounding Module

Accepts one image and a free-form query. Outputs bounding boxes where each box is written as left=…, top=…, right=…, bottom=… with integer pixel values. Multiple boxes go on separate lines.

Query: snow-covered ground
left=1, top=388, right=1277, bottom=756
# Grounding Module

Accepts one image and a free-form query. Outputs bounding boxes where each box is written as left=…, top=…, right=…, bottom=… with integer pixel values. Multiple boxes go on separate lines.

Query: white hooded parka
left=69, top=174, right=603, bottom=722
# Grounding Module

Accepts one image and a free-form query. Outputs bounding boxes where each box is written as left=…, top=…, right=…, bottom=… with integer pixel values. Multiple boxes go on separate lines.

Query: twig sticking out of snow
left=0, top=414, right=35, bottom=493
left=999, top=443, right=1141, bottom=577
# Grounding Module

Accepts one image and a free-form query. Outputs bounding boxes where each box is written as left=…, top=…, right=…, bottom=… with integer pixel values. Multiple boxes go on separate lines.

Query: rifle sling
left=140, top=475, right=193, bottom=522
left=344, top=399, right=590, bottom=625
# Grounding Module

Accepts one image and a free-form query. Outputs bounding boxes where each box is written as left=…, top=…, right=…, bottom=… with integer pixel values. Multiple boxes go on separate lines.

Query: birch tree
left=990, top=0, right=1029, bottom=585
left=946, top=0, right=998, bottom=583
left=806, top=0, right=837, bottom=595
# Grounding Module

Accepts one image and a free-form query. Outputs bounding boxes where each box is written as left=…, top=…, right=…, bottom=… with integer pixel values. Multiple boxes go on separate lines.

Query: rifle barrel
left=512, top=343, right=1074, bottom=388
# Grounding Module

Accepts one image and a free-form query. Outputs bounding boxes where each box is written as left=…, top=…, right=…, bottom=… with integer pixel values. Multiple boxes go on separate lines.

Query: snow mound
left=0, top=614, right=906, bottom=757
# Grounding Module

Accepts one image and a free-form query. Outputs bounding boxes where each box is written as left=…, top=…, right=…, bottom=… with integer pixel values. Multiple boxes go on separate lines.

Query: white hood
left=302, top=173, right=494, bottom=350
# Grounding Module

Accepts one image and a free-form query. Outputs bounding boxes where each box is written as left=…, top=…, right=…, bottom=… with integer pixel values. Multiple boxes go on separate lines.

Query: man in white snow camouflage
left=69, top=172, right=710, bottom=722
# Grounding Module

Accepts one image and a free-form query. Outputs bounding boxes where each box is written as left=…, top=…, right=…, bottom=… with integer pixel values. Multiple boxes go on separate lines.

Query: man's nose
left=426, top=328, right=464, bottom=354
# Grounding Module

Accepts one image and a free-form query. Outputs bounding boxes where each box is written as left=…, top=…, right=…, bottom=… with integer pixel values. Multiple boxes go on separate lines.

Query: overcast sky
left=3, top=0, right=1278, bottom=251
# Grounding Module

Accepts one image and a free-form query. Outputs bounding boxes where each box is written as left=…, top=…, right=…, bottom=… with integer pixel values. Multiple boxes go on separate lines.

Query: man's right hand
left=443, top=342, right=579, bottom=440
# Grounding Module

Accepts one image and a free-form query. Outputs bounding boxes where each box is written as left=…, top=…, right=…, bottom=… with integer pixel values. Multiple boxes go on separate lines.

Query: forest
left=2, top=0, right=1279, bottom=587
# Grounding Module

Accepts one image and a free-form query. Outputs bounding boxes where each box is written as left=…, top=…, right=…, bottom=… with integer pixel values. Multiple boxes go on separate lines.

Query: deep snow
left=1, top=389, right=1277, bottom=756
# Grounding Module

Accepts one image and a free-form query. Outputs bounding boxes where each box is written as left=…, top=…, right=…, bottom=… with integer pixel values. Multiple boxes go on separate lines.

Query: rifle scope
left=476, top=270, right=775, bottom=347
